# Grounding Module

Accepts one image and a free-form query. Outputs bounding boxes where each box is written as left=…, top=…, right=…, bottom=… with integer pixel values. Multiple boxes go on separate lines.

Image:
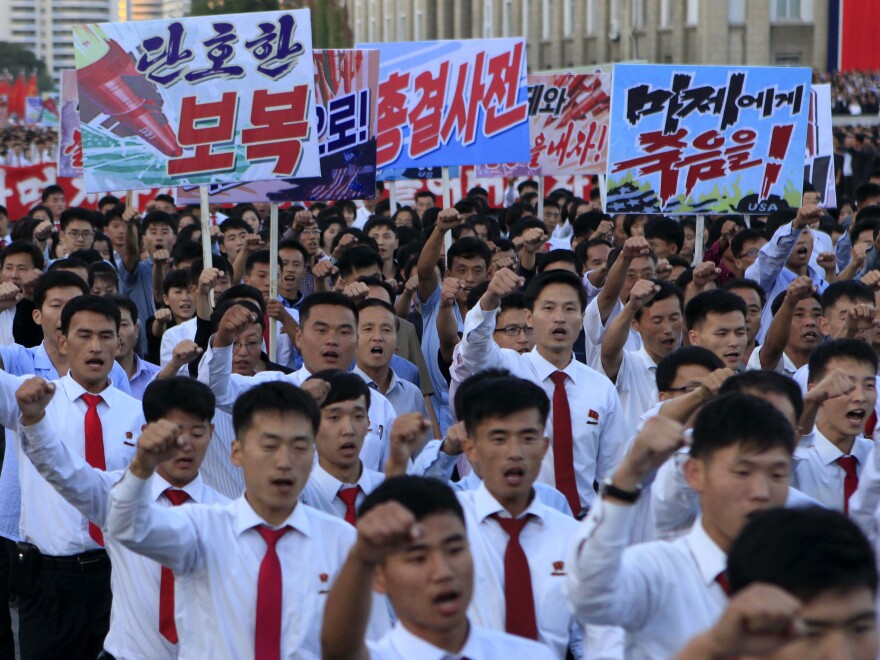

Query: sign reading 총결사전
left=606, top=63, right=811, bottom=215
left=73, top=10, right=321, bottom=193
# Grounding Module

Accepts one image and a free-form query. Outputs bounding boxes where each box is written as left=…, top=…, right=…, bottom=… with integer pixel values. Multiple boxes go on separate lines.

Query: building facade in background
left=346, top=0, right=828, bottom=72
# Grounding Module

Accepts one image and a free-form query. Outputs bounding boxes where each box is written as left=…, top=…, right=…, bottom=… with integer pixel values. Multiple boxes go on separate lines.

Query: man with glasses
left=492, top=292, right=535, bottom=355
left=58, top=208, right=97, bottom=256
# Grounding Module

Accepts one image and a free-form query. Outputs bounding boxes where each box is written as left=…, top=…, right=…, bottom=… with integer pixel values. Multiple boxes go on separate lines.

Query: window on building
left=660, top=0, right=671, bottom=27
left=397, top=0, right=408, bottom=39
left=502, top=0, right=512, bottom=37
left=563, top=0, right=574, bottom=37
left=383, top=0, right=392, bottom=38
left=686, top=0, right=698, bottom=24
left=522, top=0, right=529, bottom=39
left=542, top=0, right=551, bottom=41
left=484, top=0, right=493, bottom=37
left=414, top=0, right=423, bottom=39
left=729, top=0, right=745, bottom=23
left=632, top=0, right=644, bottom=28
left=368, top=0, right=377, bottom=40
left=772, top=0, right=813, bottom=21
left=586, top=0, right=596, bottom=34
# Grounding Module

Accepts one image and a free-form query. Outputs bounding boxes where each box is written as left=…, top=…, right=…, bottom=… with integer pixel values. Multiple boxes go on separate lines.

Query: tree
left=0, top=42, right=52, bottom=92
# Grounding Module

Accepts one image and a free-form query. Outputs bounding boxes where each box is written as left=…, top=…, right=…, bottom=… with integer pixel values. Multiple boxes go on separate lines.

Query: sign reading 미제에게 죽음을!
left=72, top=10, right=320, bottom=193
left=605, top=63, right=811, bottom=215
left=355, top=38, right=531, bottom=170
left=175, top=48, right=379, bottom=204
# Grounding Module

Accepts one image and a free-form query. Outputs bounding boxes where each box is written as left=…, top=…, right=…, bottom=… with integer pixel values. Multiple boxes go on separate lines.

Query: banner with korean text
left=805, top=83, right=837, bottom=208
left=58, top=71, right=83, bottom=179
left=355, top=38, right=530, bottom=169
left=606, top=63, right=811, bottom=215
left=73, top=10, right=320, bottom=192
left=176, top=48, right=378, bottom=204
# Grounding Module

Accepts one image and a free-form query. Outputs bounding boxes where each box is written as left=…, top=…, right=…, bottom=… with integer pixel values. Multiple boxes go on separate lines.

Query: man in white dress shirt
left=299, top=370, right=385, bottom=523
left=0, top=295, right=146, bottom=659
left=566, top=393, right=795, bottom=659
left=321, top=476, right=555, bottom=660
left=454, top=370, right=583, bottom=657
left=677, top=507, right=879, bottom=660
left=107, top=380, right=387, bottom=659
left=451, top=267, right=627, bottom=517
left=15, top=377, right=228, bottom=660
left=795, top=339, right=877, bottom=512
left=0, top=241, right=44, bottom=345
left=684, top=289, right=749, bottom=369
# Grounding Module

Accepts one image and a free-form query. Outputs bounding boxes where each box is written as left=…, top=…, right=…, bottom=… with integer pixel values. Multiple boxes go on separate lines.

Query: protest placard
left=58, top=71, right=83, bottom=179
left=355, top=38, right=530, bottom=170
left=176, top=47, right=378, bottom=204
left=73, top=10, right=320, bottom=192
left=606, top=63, right=811, bottom=215
left=805, top=83, right=837, bottom=208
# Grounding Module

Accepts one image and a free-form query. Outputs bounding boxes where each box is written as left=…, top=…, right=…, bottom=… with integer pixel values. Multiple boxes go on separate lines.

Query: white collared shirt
left=353, top=365, right=429, bottom=418
left=0, top=307, right=14, bottom=346
left=199, top=343, right=398, bottom=473
left=20, top=414, right=228, bottom=660
left=0, top=371, right=144, bottom=555
left=451, top=304, right=628, bottom=514
left=566, top=499, right=728, bottom=659
left=597, top=344, right=659, bottom=437
left=583, top=296, right=641, bottom=370
left=107, top=471, right=388, bottom=659
left=367, top=619, right=555, bottom=660
left=458, top=484, right=582, bottom=658
left=200, top=409, right=245, bottom=499
left=159, top=317, right=197, bottom=367
left=299, top=461, right=385, bottom=521
left=744, top=344, right=798, bottom=377
left=792, top=427, right=874, bottom=511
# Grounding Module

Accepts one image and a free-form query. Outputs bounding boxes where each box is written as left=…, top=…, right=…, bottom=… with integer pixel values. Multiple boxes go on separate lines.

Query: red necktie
left=159, top=489, right=190, bottom=643
left=255, top=525, right=290, bottom=660
left=337, top=486, right=362, bottom=526
left=549, top=371, right=579, bottom=516
left=715, top=571, right=731, bottom=596
left=492, top=514, right=538, bottom=640
left=837, top=456, right=859, bottom=514
left=81, top=393, right=106, bottom=545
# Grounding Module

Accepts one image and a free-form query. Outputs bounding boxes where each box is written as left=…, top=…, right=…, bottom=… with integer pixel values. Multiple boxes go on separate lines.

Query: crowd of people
left=0, top=173, right=875, bottom=660
left=0, top=128, right=56, bottom=168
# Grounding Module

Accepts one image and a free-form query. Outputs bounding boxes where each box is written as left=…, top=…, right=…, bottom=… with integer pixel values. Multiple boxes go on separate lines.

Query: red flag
left=26, top=72, right=37, bottom=98
left=10, top=75, right=25, bottom=118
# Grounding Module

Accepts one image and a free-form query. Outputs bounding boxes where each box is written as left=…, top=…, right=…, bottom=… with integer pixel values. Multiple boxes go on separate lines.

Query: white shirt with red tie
left=298, top=461, right=385, bottom=521
left=19, top=413, right=228, bottom=660
left=792, top=426, right=873, bottom=512
left=107, top=470, right=390, bottom=659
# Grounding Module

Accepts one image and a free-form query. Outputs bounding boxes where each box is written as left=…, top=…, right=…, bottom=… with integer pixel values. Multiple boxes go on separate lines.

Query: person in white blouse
left=199, top=293, right=398, bottom=473
left=677, top=507, right=879, bottom=660
left=565, top=393, right=796, bottom=659
left=794, top=339, right=877, bottom=512
left=454, top=370, right=583, bottom=657
left=600, top=278, right=684, bottom=436
left=321, top=476, right=555, bottom=660
left=451, top=267, right=627, bottom=517
left=107, top=380, right=388, bottom=659
left=15, top=377, right=228, bottom=660
left=0, top=295, right=146, bottom=659
left=299, top=370, right=385, bottom=522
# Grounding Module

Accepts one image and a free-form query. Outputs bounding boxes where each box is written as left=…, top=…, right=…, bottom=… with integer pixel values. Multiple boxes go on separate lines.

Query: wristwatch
left=600, top=477, right=642, bottom=503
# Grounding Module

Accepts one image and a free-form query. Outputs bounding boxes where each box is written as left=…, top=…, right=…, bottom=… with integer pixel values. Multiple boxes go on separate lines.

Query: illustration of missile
left=73, top=24, right=182, bottom=157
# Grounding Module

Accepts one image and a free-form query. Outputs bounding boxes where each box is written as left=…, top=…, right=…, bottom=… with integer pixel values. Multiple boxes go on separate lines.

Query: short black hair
left=308, top=369, right=371, bottom=409
left=143, top=377, right=215, bottom=423
left=537, top=249, right=582, bottom=276
left=633, top=279, right=684, bottom=322
left=90, top=261, right=119, bottom=289
left=154, top=193, right=176, bottom=206
left=856, top=182, right=880, bottom=207
left=684, top=289, right=747, bottom=330
left=728, top=507, right=878, bottom=601
left=359, top=475, right=465, bottom=525
left=278, top=238, right=309, bottom=264
left=162, top=268, right=192, bottom=296
left=217, top=284, right=266, bottom=315
left=655, top=346, right=724, bottom=392
left=337, top=245, right=383, bottom=280
left=142, top=210, right=177, bottom=234
left=446, top=236, right=491, bottom=270
left=723, top=277, right=767, bottom=308
left=719, top=370, right=804, bottom=422
left=690, top=393, right=796, bottom=460
left=232, top=381, right=321, bottom=437
left=41, top=184, right=64, bottom=202
left=34, top=270, right=89, bottom=310
left=730, top=229, right=764, bottom=259
left=219, top=218, right=250, bottom=234
left=190, top=254, right=234, bottom=284
left=769, top=288, right=820, bottom=316
left=109, top=294, right=139, bottom=325
left=59, top=294, right=121, bottom=335
left=356, top=297, right=397, bottom=322
left=67, top=249, right=104, bottom=266
left=808, top=338, right=878, bottom=384
left=299, top=291, right=358, bottom=327
left=572, top=211, right=609, bottom=242
left=820, top=279, right=875, bottom=313
left=244, top=249, right=276, bottom=277
left=364, top=217, right=398, bottom=237
left=59, top=207, right=96, bottom=231
left=849, top=217, right=880, bottom=242
left=0, top=240, right=44, bottom=271
left=644, top=217, right=685, bottom=252
left=454, top=369, right=550, bottom=435
left=171, top=240, right=202, bottom=265
left=524, top=269, right=587, bottom=313
left=499, top=291, right=528, bottom=314
left=357, top=276, right=396, bottom=304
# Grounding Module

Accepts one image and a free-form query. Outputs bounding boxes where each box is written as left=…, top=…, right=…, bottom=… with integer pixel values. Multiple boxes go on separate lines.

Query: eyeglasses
left=740, top=248, right=760, bottom=259
left=494, top=325, right=534, bottom=337
left=232, top=340, right=262, bottom=352
left=66, top=230, right=93, bottom=239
